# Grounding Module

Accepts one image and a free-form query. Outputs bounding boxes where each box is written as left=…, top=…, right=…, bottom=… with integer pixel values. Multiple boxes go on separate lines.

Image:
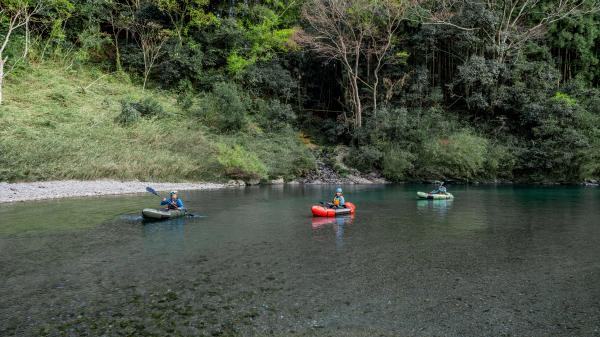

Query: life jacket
left=333, top=195, right=342, bottom=206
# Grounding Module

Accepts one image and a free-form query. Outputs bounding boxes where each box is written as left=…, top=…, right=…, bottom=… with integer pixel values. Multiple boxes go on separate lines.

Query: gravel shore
left=0, top=180, right=226, bottom=203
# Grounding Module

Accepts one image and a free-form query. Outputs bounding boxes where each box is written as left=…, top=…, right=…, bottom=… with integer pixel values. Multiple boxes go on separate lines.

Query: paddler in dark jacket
left=431, top=181, right=448, bottom=195
left=161, top=191, right=185, bottom=210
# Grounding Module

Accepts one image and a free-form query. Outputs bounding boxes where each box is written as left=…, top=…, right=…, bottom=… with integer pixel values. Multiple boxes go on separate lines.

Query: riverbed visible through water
left=1, top=185, right=599, bottom=336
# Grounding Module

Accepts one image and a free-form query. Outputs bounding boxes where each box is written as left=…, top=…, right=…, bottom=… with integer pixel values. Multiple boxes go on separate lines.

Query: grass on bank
left=0, top=63, right=314, bottom=182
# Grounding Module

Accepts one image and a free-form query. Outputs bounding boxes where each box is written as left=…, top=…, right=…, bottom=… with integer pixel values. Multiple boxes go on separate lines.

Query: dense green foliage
left=1, top=0, right=599, bottom=182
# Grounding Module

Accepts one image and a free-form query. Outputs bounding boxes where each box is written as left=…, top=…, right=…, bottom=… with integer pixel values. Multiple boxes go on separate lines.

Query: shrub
left=227, top=131, right=316, bottom=179
left=135, top=97, right=167, bottom=118
left=241, top=62, right=296, bottom=98
left=450, top=56, right=504, bottom=112
left=552, top=92, right=577, bottom=106
left=382, top=147, right=415, bottom=181
left=581, top=138, right=600, bottom=180
left=344, top=145, right=383, bottom=173
left=420, top=130, right=488, bottom=180
left=156, top=40, right=204, bottom=89
left=291, top=153, right=317, bottom=177
left=176, top=80, right=196, bottom=112
left=197, top=82, right=248, bottom=133
left=516, top=95, right=597, bottom=181
left=115, top=101, right=141, bottom=125
left=254, top=98, right=296, bottom=131
left=217, top=144, right=268, bottom=180
left=483, top=142, right=516, bottom=179
left=115, top=97, right=167, bottom=125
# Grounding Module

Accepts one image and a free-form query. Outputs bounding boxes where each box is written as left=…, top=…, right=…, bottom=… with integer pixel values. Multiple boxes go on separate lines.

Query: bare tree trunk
left=351, top=75, right=362, bottom=127
left=353, top=36, right=362, bottom=128
left=111, top=23, right=123, bottom=72
left=373, top=72, right=378, bottom=114
left=0, top=59, right=4, bottom=105
left=133, top=22, right=169, bottom=90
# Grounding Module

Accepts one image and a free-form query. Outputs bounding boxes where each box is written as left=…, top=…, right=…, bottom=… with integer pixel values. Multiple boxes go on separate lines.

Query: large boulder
left=245, top=179, right=260, bottom=186
left=227, top=180, right=246, bottom=187
left=270, top=177, right=285, bottom=185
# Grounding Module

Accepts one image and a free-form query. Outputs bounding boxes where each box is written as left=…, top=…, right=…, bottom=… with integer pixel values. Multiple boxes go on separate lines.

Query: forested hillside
left=1, top=0, right=599, bottom=183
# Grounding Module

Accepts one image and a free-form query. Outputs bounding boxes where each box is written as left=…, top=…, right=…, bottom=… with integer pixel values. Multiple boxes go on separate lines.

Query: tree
left=105, top=0, right=134, bottom=72
left=421, top=0, right=600, bottom=63
left=132, top=19, right=170, bottom=89
left=366, top=0, right=411, bottom=113
left=226, top=4, right=296, bottom=75
left=157, top=0, right=214, bottom=46
left=0, top=0, right=41, bottom=104
left=545, top=0, right=600, bottom=82
left=297, top=0, right=412, bottom=128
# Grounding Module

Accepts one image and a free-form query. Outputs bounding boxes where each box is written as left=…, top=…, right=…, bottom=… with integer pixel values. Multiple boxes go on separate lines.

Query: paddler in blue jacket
left=328, top=187, right=346, bottom=209
left=161, top=191, right=185, bottom=210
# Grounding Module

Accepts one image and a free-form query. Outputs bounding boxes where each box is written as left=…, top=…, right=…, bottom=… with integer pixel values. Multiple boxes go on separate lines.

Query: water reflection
left=311, top=216, right=354, bottom=248
left=416, top=199, right=453, bottom=216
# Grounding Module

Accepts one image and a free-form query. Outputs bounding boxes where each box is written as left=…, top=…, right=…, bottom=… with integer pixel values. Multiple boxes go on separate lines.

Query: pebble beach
left=0, top=180, right=226, bottom=203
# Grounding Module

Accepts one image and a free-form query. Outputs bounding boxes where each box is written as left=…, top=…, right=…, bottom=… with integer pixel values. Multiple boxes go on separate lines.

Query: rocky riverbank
left=292, top=147, right=389, bottom=185
left=226, top=147, right=390, bottom=187
left=0, top=173, right=387, bottom=203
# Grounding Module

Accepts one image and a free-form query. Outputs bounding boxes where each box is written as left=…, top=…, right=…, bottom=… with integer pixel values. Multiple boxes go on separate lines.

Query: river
left=1, top=185, right=599, bottom=336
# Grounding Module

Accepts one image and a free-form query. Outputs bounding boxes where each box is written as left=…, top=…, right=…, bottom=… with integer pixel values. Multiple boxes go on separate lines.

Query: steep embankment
left=0, top=63, right=314, bottom=183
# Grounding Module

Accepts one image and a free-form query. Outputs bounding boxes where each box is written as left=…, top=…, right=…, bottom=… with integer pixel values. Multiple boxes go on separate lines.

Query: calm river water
left=1, top=185, right=599, bottom=336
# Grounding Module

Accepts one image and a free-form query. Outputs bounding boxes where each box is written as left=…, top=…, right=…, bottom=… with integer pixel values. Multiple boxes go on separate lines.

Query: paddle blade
left=146, top=186, right=159, bottom=196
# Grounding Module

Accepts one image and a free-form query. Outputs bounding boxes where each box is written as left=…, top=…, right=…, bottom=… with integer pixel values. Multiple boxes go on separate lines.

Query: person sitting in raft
left=327, top=187, right=346, bottom=209
left=430, top=181, right=448, bottom=195
left=161, top=191, right=185, bottom=210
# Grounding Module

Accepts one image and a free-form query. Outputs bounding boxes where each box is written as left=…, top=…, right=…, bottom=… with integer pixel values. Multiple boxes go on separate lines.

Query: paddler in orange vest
left=328, top=187, right=346, bottom=209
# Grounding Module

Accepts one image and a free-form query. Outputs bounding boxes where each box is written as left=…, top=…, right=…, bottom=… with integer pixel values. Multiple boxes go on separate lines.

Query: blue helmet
left=335, top=187, right=343, bottom=193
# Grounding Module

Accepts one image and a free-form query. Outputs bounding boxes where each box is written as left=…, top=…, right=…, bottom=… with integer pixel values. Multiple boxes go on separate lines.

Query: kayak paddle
left=146, top=186, right=162, bottom=198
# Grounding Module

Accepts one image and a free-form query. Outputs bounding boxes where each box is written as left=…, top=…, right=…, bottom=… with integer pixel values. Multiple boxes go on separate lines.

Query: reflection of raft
left=142, top=208, right=187, bottom=220
left=311, top=202, right=356, bottom=217
left=311, top=215, right=354, bottom=228
left=417, top=192, right=454, bottom=200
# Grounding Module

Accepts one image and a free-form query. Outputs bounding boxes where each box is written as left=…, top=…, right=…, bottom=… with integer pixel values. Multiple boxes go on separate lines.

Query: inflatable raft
left=311, top=202, right=356, bottom=217
left=142, top=208, right=187, bottom=220
left=417, top=192, right=454, bottom=200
